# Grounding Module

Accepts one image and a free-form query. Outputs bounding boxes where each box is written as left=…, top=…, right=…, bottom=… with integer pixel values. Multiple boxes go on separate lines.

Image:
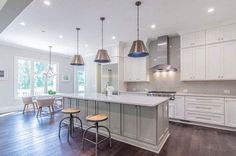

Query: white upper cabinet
left=206, top=44, right=222, bottom=80
left=123, top=45, right=149, bottom=82
left=222, top=41, right=236, bottom=79
left=181, top=48, right=194, bottom=80
left=206, top=24, right=236, bottom=44
left=181, top=31, right=206, bottom=48
left=181, top=46, right=206, bottom=80
left=225, top=98, right=236, bottom=128
left=206, top=41, right=236, bottom=80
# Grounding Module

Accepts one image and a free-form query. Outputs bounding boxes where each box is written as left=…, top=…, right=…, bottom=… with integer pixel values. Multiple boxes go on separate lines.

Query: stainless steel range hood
left=151, top=36, right=177, bottom=72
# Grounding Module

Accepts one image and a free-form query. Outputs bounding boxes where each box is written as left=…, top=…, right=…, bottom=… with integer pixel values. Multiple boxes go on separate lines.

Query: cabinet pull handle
left=196, top=116, right=212, bottom=120
left=196, top=106, right=212, bottom=110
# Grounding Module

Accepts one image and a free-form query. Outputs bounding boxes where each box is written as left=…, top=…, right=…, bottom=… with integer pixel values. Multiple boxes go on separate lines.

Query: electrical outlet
left=183, top=89, right=188, bottom=93
left=132, top=88, right=137, bottom=91
left=224, top=90, right=231, bottom=94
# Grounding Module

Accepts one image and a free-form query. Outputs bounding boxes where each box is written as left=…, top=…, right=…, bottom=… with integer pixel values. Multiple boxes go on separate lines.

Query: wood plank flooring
left=0, top=112, right=236, bottom=156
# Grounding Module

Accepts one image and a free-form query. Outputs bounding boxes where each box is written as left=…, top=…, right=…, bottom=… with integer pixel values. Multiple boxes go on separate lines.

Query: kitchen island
left=59, top=93, right=170, bottom=153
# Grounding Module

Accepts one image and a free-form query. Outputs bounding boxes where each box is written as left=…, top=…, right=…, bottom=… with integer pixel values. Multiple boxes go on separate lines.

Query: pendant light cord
left=101, top=17, right=105, bottom=50
left=137, top=3, right=139, bottom=40
left=76, top=28, right=80, bottom=55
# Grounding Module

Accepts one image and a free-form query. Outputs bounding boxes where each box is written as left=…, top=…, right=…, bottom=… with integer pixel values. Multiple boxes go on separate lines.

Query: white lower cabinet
left=168, top=96, right=185, bottom=119
left=168, top=101, right=175, bottom=118
left=185, top=111, right=224, bottom=125
left=174, top=96, right=185, bottom=119
left=185, top=96, right=225, bottom=125
left=225, top=98, right=236, bottom=128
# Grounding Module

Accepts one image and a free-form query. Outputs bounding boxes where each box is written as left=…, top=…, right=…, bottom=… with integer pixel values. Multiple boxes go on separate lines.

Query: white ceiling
left=0, top=0, right=236, bottom=56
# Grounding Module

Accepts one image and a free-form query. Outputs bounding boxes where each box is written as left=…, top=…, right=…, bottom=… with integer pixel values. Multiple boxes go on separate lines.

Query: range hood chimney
left=151, top=36, right=177, bottom=72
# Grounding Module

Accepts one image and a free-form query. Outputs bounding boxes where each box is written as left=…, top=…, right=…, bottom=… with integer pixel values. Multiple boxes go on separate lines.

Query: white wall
left=84, top=55, right=97, bottom=93
left=0, top=44, right=74, bottom=113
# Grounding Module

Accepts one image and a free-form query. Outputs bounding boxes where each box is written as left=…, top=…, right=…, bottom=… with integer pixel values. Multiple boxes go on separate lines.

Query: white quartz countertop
left=176, top=92, right=236, bottom=98
left=119, top=91, right=236, bottom=99
left=58, top=93, right=169, bottom=107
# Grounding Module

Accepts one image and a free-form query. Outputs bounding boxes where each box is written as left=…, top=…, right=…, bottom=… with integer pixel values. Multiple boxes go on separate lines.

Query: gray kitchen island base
left=62, top=95, right=169, bottom=154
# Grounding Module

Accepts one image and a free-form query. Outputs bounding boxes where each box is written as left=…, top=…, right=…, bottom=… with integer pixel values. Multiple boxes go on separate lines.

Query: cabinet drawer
left=185, top=102, right=224, bottom=114
left=185, top=96, right=224, bottom=105
left=185, top=111, right=224, bottom=125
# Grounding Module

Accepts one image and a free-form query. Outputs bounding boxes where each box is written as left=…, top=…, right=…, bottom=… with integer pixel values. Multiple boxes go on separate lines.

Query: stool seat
left=62, top=108, right=80, bottom=114
left=86, top=114, right=108, bottom=122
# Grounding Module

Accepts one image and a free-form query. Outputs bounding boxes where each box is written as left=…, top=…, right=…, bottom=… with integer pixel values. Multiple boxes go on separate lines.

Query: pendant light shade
left=128, top=1, right=149, bottom=57
left=94, top=17, right=111, bottom=63
left=71, top=28, right=84, bottom=66
left=71, top=54, right=84, bottom=65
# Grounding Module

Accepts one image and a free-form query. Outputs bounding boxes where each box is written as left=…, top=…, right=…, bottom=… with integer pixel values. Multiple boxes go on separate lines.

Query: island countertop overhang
left=57, top=93, right=169, bottom=107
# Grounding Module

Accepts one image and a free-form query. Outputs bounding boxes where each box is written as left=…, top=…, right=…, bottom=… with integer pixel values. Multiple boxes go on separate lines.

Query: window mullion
left=31, top=61, right=34, bottom=96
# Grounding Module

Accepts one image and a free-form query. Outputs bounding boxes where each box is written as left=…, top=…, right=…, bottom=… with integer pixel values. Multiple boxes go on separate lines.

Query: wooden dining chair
left=36, top=98, right=55, bottom=117
left=22, top=96, right=38, bottom=114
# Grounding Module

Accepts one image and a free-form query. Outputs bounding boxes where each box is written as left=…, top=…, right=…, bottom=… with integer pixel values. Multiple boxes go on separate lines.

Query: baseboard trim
left=169, top=119, right=236, bottom=132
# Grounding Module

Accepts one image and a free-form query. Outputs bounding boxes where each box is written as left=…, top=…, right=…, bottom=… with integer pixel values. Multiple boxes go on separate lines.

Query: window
left=15, top=57, right=59, bottom=98
left=75, top=66, right=85, bottom=93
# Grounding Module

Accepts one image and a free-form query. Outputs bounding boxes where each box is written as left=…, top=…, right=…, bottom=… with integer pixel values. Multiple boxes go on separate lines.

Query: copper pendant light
left=128, top=1, right=149, bottom=57
left=71, top=28, right=85, bottom=66
left=94, top=17, right=111, bottom=63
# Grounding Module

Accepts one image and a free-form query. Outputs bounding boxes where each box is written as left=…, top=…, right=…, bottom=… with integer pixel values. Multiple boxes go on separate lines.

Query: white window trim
left=14, top=56, right=59, bottom=99
left=74, top=66, right=86, bottom=93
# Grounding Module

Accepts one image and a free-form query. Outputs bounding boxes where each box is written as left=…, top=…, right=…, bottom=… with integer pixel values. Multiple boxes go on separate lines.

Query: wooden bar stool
left=82, top=114, right=112, bottom=156
left=58, top=108, right=83, bottom=142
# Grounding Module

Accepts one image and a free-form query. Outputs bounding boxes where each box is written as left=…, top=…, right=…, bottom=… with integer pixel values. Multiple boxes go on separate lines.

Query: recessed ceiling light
left=58, top=35, right=63, bottom=39
left=85, top=44, right=88, bottom=47
left=150, top=24, right=156, bottom=29
left=43, top=0, right=51, bottom=6
left=207, top=7, right=215, bottom=13
left=20, top=22, right=26, bottom=26
left=112, top=36, right=116, bottom=40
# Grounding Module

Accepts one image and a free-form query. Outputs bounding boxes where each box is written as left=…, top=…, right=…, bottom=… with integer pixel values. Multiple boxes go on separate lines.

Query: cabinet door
left=222, top=41, right=236, bottom=79
left=78, top=100, right=88, bottom=125
left=206, top=44, right=222, bottom=80
left=181, top=31, right=205, bottom=48
left=206, top=27, right=221, bottom=44
left=174, top=96, right=185, bottom=120
left=181, top=33, right=195, bottom=48
left=221, top=24, right=236, bottom=42
left=194, top=46, right=206, bottom=80
left=133, top=57, right=147, bottom=81
left=225, top=98, right=236, bottom=128
left=122, top=105, right=137, bottom=139
left=109, top=103, right=121, bottom=134
left=97, top=102, right=109, bottom=127
left=195, top=31, right=206, bottom=46
left=124, top=57, right=132, bottom=81
left=181, top=48, right=194, bottom=80
left=138, top=106, right=157, bottom=144
left=168, top=101, right=175, bottom=118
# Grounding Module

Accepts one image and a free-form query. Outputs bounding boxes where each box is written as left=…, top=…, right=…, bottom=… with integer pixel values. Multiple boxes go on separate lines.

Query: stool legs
left=82, top=122, right=112, bottom=156
left=58, top=114, right=83, bottom=142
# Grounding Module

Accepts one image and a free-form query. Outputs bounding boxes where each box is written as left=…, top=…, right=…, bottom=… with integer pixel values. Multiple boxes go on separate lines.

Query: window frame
left=74, top=66, right=86, bottom=93
left=14, top=56, right=59, bottom=99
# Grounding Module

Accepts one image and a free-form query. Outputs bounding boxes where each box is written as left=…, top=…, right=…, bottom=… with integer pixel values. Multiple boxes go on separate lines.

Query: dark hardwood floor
left=0, top=111, right=236, bottom=156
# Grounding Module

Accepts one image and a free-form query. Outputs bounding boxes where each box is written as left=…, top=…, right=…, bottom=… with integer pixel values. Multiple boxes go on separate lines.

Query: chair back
left=37, top=98, right=55, bottom=107
left=22, top=96, right=34, bottom=105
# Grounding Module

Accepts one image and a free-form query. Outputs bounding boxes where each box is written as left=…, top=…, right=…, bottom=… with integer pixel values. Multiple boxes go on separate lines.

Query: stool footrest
left=83, top=136, right=109, bottom=145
